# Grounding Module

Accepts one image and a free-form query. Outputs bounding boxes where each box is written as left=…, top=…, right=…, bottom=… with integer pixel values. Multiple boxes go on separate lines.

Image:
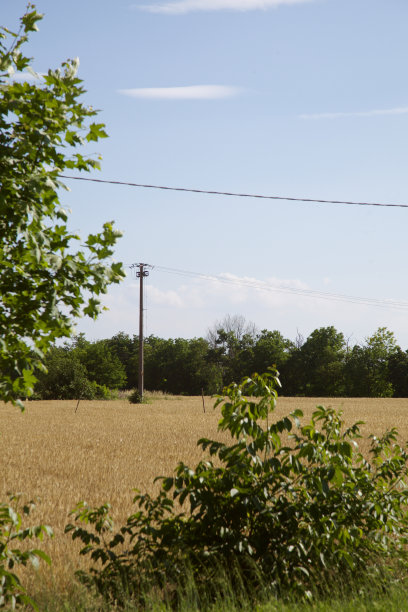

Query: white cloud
left=138, top=0, right=314, bottom=14
left=146, top=285, right=185, bottom=307
left=299, top=107, right=408, bottom=119
left=118, top=85, right=241, bottom=100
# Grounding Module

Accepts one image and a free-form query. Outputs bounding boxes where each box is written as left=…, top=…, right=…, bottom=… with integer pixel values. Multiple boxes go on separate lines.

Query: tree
left=0, top=5, right=125, bottom=407
left=34, top=345, right=95, bottom=400
left=0, top=5, right=124, bottom=606
left=388, top=348, right=408, bottom=397
left=252, top=329, right=294, bottom=379
left=73, top=336, right=127, bottom=390
left=301, top=327, right=346, bottom=396
left=106, top=332, right=138, bottom=389
left=283, top=327, right=345, bottom=396
left=207, top=315, right=257, bottom=385
left=34, top=337, right=128, bottom=399
left=207, top=314, right=257, bottom=349
left=345, top=328, right=399, bottom=397
left=144, top=336, right=218, bottom=395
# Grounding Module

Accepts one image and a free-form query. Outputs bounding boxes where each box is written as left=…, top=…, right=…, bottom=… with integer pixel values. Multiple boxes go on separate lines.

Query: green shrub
left=66, top=370, right=408, bottom=607
left=34, top=349, right=94, bottom=400
left=0, top=494, right=52, bottom=610
left=127, top=389, right=143, bottom=404
left=89, top=381, right=114, bottom=400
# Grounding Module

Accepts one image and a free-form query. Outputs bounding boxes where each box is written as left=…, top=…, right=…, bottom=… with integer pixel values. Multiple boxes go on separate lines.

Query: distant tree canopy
left=36, top=335, right=127, bottom=400
left=284, top=326, right=346, bottom=397
left=32, top=320, right=408, bottom=400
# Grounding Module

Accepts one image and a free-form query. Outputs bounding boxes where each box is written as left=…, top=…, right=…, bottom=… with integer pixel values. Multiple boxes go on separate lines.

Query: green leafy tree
left=72, top=336, right=127, bottom=390
left=185, top=337, right=222, bottom=394
left=207, top=315, right=257, bottom=385
left=106, top=332, right=138, bottom=389
left=294, top=326, right=346, bottom=396
left=144, top=336, right=218, bottom=395
left=345, top=328, right=398, bottom=397
left=34, top=339, right=126, bottom=399
left=388, top=347, right=408, bottom=397
left=0, top=5, right=124, bottom=606
left=0, top=4, right=125, bottom=407
left=252, top=329, right=293, bottom=383
left=34, top=345, right=94, bottom=400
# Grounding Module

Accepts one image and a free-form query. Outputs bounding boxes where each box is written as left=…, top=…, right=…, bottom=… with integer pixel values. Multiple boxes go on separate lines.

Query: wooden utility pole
left=132, top=263, right=150, bottom=399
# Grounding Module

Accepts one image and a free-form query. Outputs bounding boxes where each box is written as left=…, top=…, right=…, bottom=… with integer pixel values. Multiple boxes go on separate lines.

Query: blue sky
left=5, top=0, right=408, bottom=346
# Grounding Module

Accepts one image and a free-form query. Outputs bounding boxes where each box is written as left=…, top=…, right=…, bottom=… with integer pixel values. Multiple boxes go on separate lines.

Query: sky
left=4, top=0, right=408, bottom=347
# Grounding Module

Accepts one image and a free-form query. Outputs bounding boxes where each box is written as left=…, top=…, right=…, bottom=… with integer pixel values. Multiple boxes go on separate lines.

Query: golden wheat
left=2, top=395, right=408, bottom=593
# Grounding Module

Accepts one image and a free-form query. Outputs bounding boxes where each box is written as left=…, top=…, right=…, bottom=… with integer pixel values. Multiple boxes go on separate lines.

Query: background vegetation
left=34, top=320, right=408, bottom=399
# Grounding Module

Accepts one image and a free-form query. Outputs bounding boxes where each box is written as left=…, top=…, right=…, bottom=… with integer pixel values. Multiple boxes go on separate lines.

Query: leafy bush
left=72, top=336, right=128, bottom=390
left=66, top=370, right=408, bottom=607
left=0, top=494, right=52, bottom=610
left=34, top=349, right=94, bottom=400
left=89, top=381, right=114, bottom=400
left=128, top=389, right=143, bottom=404
left=34, top=347, right=117, bottom=400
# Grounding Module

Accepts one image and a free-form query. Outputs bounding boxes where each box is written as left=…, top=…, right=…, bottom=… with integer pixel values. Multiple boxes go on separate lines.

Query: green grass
left=30, top=569, right=408, bottom=612
left=30, top=588, right=408, bottom=612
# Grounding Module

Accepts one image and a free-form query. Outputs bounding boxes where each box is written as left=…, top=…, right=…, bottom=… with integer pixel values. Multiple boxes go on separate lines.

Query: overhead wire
left=59, top=174, right=408, bottom=311
left=59, top=175, right=408, bottom=209
left=149, top=264, right=408, bottom=312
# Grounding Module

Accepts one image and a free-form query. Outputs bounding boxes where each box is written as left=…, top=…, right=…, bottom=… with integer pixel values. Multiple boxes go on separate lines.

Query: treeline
left=33, top=317, right=408, bottom=399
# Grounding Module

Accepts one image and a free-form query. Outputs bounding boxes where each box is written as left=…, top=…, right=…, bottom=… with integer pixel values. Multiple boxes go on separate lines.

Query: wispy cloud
left=145, top=273, right=310, bottom=310
left=137, top=0, right=314, bottom=14
left=146, top=286, right=185, bottom=307
left=299, top=107, right=408, bottom=120
left=118, top=85, right=241, bottom=99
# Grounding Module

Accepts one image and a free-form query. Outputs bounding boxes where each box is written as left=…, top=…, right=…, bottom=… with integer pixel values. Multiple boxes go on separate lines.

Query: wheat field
left=2, top=394, right=408, bottom=595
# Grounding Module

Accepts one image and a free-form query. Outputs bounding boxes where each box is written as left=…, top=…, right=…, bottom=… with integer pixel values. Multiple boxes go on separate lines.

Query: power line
left=149, top=264, right=408, bottom=312
left=60, top=174, right=408, bottom=209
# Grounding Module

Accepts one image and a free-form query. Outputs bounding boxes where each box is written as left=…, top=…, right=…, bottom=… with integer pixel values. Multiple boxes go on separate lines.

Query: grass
left=27, top=569, right=408, bottom=611
left=2, top=395, right=408, bottom=607
left=116, top=389, right=177, bottom=401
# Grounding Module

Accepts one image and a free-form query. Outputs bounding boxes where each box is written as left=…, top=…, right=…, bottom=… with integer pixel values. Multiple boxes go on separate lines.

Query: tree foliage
left=207, top=314, right=258, bottom=384
left=31, top=323, right=408, bottom=399
left=251, top=329, right=293, bottom=377
left=286, top=327, right=346, bottom=396
left=0, top=5, right=123, bottom=607
left=34, top=346, right=94, bottom=400
left=34, top=335, right=127, bottom=399
left=388, top=348, right=408, bottom=397
left=345, top=328, right=399, bottom=397
left=71, top=335, right=127, bottom=390
left=0, top=4, right=125, bottom=407
left=66, top=370, right=408, bottom=606
left=0, top=494, right=52, bottom=610
left=145, top=335, right=221, bottom=395
left=106, top=332, right=139, bottom=389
